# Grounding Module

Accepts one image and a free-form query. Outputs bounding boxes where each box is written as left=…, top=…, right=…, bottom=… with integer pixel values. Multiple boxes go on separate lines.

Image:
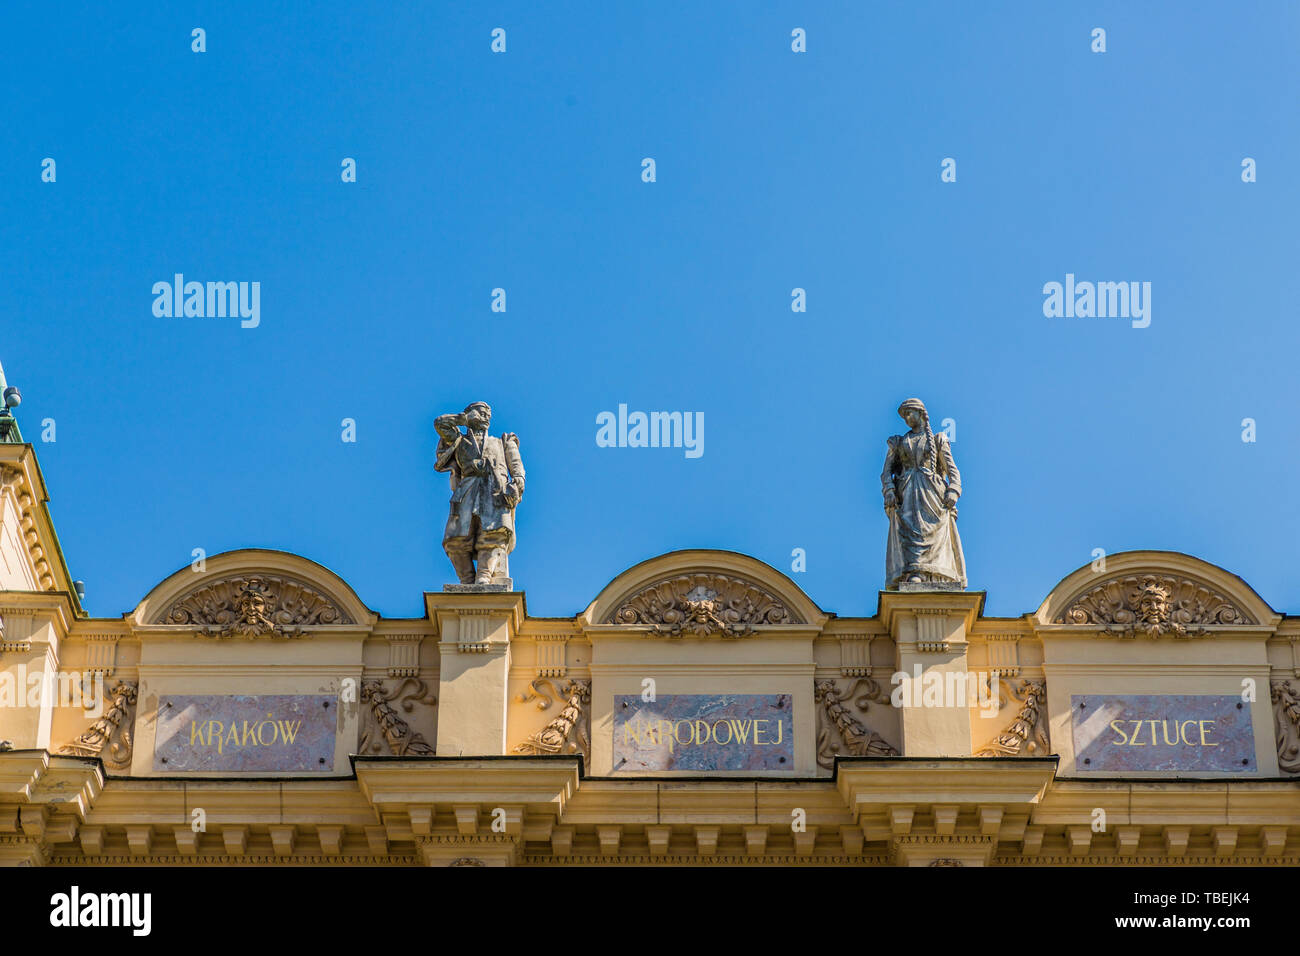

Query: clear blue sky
left=3, top=1, right=1297, bottom=620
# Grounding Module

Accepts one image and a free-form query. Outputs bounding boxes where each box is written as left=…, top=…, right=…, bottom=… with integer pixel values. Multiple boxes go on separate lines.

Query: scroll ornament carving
left=1270, top=679, right=1300, bottom=774
left=513, top=678, right=591, bottom=757
left=976, top=679, right=1049, bottom=757
left=610, top=573, right=795, bottom=637
left=1055, top=574, right=1252, bottom=638
left=815, top=677, right=898, bottom=769
left=57, top=681, right=137, bottom=769
left=359, top=679, right=436, bottom=756
left=158, top=575, right=353, bottom=638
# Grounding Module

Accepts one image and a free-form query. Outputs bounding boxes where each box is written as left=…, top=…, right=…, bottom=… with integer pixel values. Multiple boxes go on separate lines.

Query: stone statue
left=881, top=398, right=966, bottom=590
left=435, top=402, right=525, bottom=587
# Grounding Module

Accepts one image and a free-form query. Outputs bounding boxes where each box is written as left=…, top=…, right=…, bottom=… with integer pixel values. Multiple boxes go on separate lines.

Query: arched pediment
left=582, top=550, right=826, bottom=634
left=132, top=549, right=374, bottom=633
left=1036, top=550, right=1277, bottom=633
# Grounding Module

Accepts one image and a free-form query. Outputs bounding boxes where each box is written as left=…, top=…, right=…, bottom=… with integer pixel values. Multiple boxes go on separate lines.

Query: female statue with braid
left=881, top=398, right=967, bottom=589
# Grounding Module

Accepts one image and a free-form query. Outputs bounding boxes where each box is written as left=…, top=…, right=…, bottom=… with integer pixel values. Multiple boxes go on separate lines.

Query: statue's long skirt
left=885, top=466, right=966, bottom=588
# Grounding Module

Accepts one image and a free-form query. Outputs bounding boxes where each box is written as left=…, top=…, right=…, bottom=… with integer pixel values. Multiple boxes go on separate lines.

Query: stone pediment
left=151, top=572, right=355, bottom=638
left=585, top=550, right=825, bottom=635
left=606, top=571, right=800, bottom=636
left=1053, top=572, right=1255, bottom=638
left=1037, top=551, right=1277, bottom=636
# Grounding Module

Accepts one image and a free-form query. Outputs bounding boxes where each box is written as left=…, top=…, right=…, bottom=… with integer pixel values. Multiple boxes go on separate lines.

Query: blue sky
left=3, top=1, right=1297, bottom=620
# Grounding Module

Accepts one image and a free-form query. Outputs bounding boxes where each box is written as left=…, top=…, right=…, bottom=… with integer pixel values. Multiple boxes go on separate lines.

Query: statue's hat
left=897, top=398, right=927, bottom=418
left=463, top=401, right=492, bottom=416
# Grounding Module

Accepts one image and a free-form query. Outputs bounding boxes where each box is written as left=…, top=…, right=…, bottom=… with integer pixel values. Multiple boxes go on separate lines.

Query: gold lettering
left=730, top=719, right=752, bottom=743
left=712, top=720, right=733, bottom=745
left=693, top=720, right=710, bottom=745
left=657, top=720, right=674, bottom=753
left=241, top=720, right=257, bottom=747
left=774, top=719, right=784, bottom=745
left=754, top=719, right=768, bottom=745
left=1199, top=719, right=1217, bottom=746
left=1161, top=719, right=1178, bottom=746
left=276, top=720, right=302, bottom=745
left=190, top=721, right=204, bottom=746
left=1109, top=719, right=1128, bottom=746
left=1127, top=720, right=1145, bottom=745
left=674, top=720, right=692, bottom=749
left=209, top=720, right=224, bottom=754
left=623, top=719, right=642, bottom=747
left=225, top=722, right=240, bottom=749
left=256, top=719, right=276, bottom=746
left=1147, top=719, right=1159, bottom=746
left=1180, top=719, right=1197, bottom=746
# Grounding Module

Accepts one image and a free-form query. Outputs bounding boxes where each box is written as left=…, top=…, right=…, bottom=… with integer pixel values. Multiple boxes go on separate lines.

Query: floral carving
left=359, top=678, right=436, bottom=756
left=610, top=573, right=796, bottom=637
left=1055, top=574, right=1252, bottom=638
left=157, top=574, right=353, bottom=638
left=1271, top=679, right=1300, bottom=774
left=58, top=681, right=137, bottom=769
left=815, top=677, right=897, bottom=768
left=976, top=679, right=1050, bottom=757
left=514, top=678, right=591, bottom=758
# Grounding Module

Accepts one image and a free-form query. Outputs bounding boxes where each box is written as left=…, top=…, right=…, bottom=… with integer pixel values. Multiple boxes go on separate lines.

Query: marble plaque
left=613, top=694, right=793, bottom=772
left=1070, top=694, right=1255, bottom=774
left=153, top=694, right=337, bottom=772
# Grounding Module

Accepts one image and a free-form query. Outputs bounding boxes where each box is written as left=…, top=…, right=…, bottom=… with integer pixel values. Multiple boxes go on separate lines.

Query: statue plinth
left=897, top=581, right=966, bottom=593
left=443, top=581, right=512, bottom=593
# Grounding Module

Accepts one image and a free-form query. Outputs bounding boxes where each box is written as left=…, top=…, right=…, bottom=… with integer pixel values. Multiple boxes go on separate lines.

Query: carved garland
left=359, top=678, right=436, bottom=756
left=814, top=677, right=898, bottom=768
left=609, top=573, right=797, bottom=638
left=156, top=574, right=354, bottom=639
left=1271, top=679, right=1300, bottom=775
left=57, top=681, right=138, bottom=769
left=975, top=679, right=1050, bottom=757
left=513, top=678, right=591, bottom=758
left=1055, top=574, right=1253, bottom=638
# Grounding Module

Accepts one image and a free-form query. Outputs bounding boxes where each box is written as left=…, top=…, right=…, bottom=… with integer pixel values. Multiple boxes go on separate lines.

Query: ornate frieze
left=156, top=574, right=353, bottom=638
left=534, top=634, right=568, bottom=678
left=609, top=573, right=797, bottom=637
left=1271, top=679, right=1300, bottom=775
left=83, top=634, right=119, bottom=675
left=1055, top=574, right=1253, bottom=637
left=815, top=677, right=898, bottom=769
left=384, top=634, right=422, bottom=677
left=57, top=681, right=137, bottom=770
left=976, top=679, right=1049, bottom=757
left=513, top=678, right=591, bottom=758
left=359, top=679, right=436, bottom=756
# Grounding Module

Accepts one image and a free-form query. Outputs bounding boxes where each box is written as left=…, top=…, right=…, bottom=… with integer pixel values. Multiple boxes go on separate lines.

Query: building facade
left=2, top=417, right=1299, bottom=867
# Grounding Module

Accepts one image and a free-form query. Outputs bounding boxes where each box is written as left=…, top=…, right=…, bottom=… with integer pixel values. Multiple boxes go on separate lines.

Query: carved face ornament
left=1135, top=577, right=1171, bottom=628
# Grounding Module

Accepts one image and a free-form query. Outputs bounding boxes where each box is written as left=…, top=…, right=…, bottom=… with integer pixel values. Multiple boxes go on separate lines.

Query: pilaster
left=879, top=590, right=984, bottom=757
left=427, top=590, right=525, bottom=756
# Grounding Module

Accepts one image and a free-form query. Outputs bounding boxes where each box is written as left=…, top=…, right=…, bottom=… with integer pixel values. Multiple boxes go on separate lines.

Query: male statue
left=434, top=402, right=525, bottom=586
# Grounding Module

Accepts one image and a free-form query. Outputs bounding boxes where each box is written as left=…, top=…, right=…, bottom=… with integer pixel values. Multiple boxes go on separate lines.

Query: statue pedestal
left=443, top=582, right=512, bottom=593
left=879, top=590, right=985, bottom=757
left=426, top=590, right=525, bottom=756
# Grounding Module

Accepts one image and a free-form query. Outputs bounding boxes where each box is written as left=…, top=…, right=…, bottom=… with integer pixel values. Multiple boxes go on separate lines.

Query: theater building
left=2, top=410, right=1299, bottom=867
